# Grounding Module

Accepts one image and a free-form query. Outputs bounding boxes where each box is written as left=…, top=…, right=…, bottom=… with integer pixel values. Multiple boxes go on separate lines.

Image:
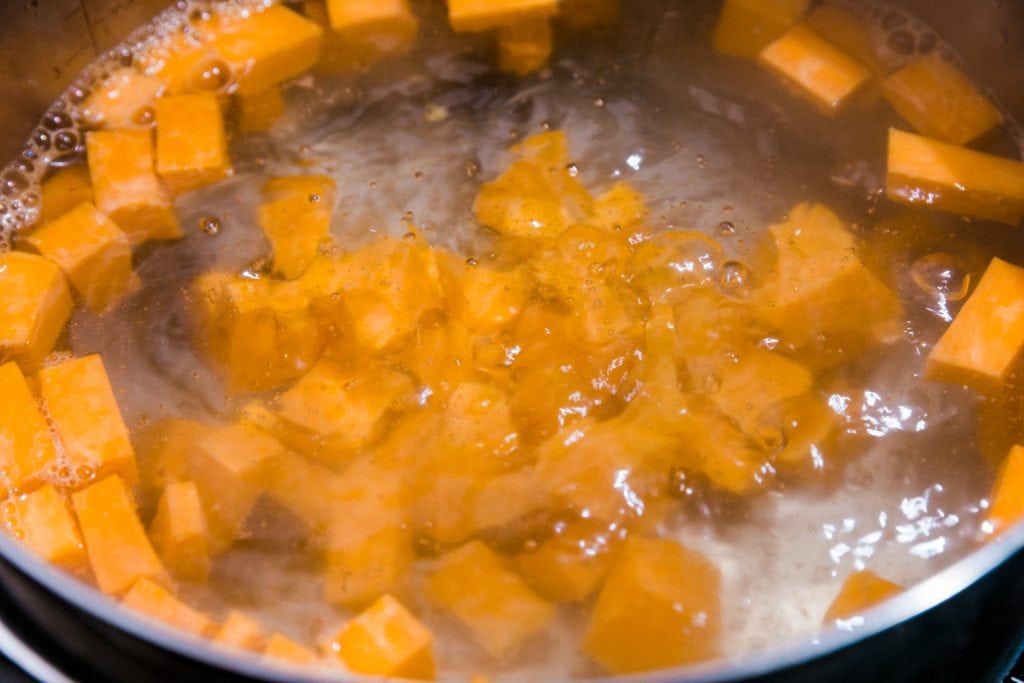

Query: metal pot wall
left=2, top=1, right=1024, bottom=682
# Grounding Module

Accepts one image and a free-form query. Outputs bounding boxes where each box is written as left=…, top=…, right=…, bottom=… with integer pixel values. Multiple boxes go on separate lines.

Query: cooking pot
left=2, top=1, right=1024, bottom=681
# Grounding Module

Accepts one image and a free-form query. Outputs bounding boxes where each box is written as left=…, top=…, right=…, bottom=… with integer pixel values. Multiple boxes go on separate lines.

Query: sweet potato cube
left=582, top=537, right=722, bottom=673
left=926, top=258, right=1024, bottom=390
left=215, top=611, right=267, bottom=651
left=38, top=354, right=138, bottom=486
left=12, top=483, right=86, bottom=570
left=448, top=0, right=558, bottom=33
left=0, top=362, right=57, bottom=493
left=86, top=129, right=181, bottom=244
left=253, top=449, right=347, bottom=530
left=39, top=165, right=94, bottom=224
left=515, top=517, right=620, bottom=603
left=803, top=5, right=885, bottom=76
left=497, top=19, right=553, bottom=77
left=71, top=474, right=167, bottom=595
left=264, top=633, right=318, bottom=665
left=81, top=67, right=165, bottom=130
left=259, top=175, right=336, bottom=279
left=425, top=540, right=554, bottom=660
left=134, top=418, right=213, bottom=496
left=453, top=266, right=529, bottom=333
left=325, top=507, right=412, bottom=608
left=988, top=444, right=1024, bottom=534
left=712, top=347, right=813, bottom=437
left=592, top=182, right=648, bottom=232
left=756, top=202, right=903, bottom=354
left=155, top=93, right=231, bottom=194
left=824, top=570, right=903, bottom=621
left=149, top=481, right=211, bottom=582
left=883, top=54, right=1002, bottom=146
left=886, top=128, right=1024, bottom=226
left=0, top=251, right=72, bottom=364
left=24, top=202, right=137, bottom=313
left=329, top=594, right=435, bottom=679
left=712, top=0, right=810, bottom=59
left=236, top=86, right=285, bottom=133
left=759, top=24, right=871, bottom=115
left=122, top=577, right=214, bottom=636
left=322, top=0, right=419, bottom=70
left=559, top=0, right=619, bottom=29
left=203, top=5, right=324, bottom=95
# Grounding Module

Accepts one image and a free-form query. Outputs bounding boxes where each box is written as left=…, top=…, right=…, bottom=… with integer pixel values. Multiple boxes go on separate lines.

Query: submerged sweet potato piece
left=712, top=0, right=810, bottom=59
left=711, top=346, right=814, bottom=438
left=448, top=0, right=558, bottom=33
left=328, top=594, right=435, bottom=679
left=86, top=129, right=181, bottom=244
left=882, top=53, right=1002, bottom=146
left=515, top=517, right=622, bottom=603
left=320, top=0, right=419, bottom=70
left=0, top=362, right=57, bottom=493
left=71, top=474, right=167, bottom=596
left=926, top=258, right=1024, bottom=391
left=215, top=611, right=267, bottom=652
left=155, top=93, right=231, bottom=194
left=823, top=570, right=903, bottom=621
left=39, top=165, right=94, bottom=224
left=23, top=202, right=138, bottom=313
left=559, top=0, right=619, bottom=29
left=0, top=251, right=72, bottom=365
left=497, top=19, right=553, bottom=77
left=803, top=5, right=885, bottom=76
left=134, top=418, right=213, bottom=496
left=38, top=354, right=139, bottom=486
left=425, top=540, right=554, bottom=660
left=986, top=444, right=1024, bottom=536
left=236, top=86, right=285, bottom=133
left=886, top=128, right=1024, bottom=226
left=759, top=24, right=871, bottom=115
left=259, top=175, right=336, bottom=279
left=149, top=481, right=212, bottom=582
left=81, top=67, right=164, bottom=130
left=121, top=577, right=215, bottom=636
left=264, top=633, right=319, bottom=665
left=582, top=537, right=722, bottom=673
left=12, top=483, right=87, bottom=570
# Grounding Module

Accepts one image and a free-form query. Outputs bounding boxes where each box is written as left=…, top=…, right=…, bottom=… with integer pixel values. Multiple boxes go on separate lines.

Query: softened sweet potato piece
left=38, top=354, right=139, bottom=486
left=215, top=611, right=267, bottom=652
left=713, top=0, right=810, bottom=59
left=23, top=202, right=138, bottom=313
left=803, top=5, right=885, bottom=76
left=71, top=474, right=167, bottom=596
left=448, top=0, right=558, bottom=33
left=328, top=594, right=435, bottom=679
left=81, top=67, right=164, bottom=130
left=0, top=362, right=57, bottom=493
left=515, top=517, right=622, bottom=603
left=320, top=0, right=419, bottom=71
left=134, top=418, right=213, bottom=496
left=154, top=93, right=231, bottom=194
left=425, top=540, right=554, bottom=660
left=39, top=165, right=94, bottom=224
left=559, top=0, right=619, bottom=29
left=497, top=19, right=553, bottom=76
left=582, top=537, right=722, bottom=673
left=0, top=251, right=72, bottom=365
left=12, top=483, right=87, bottom=570
left=823, top=570, right=903, bottom=621
left=259, top=175, right=336, bottom=279
left=236, top=86, right=285, bottom=133
left=987, top=444, right=1024, bottom=534
left=121, top=577, right=215, bottom=636
left=149, top=481, right=212, bottom=582
left=264, top=633, right=318, bottom=665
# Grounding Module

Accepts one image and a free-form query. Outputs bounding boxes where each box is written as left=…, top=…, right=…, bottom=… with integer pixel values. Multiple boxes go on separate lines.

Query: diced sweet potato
left=264, top=633, right=319, bottom=665
left=711, top=347, right=813, bottom=438
left=0, top=251, right=72, bottom=365
left=471, top=470, right=550, bottom=533
left=0, top=362, right=57, bottom=493
left=759, top=24, right=872, bottom=115
left=154, top=93, right=231, bottom=194
left=259, top=175, right=336, bottom=279
left=582, top=537, right=721, bottom=673
left=515, top=517, right=621, bottom=603
left=497, top=19, right=553, bottom=77
left=81, top=67, right=165, bottom=129
left=559, top=0, right=619, bottom=29
left=11, top=483, right=87, bottom=570
left=23, top=202, right=137, bottom=313
left=803, top=5, right=885, bottom=76
left=988, top=444, right=1024, bottom=534
left=321, top=0, right=419, bottom=70
left=121, top=577, right=215, bottom=636
left=202, top=5, right=324, bottom=95
left=712, top=0, right=810, bottom=59
left=215, top=611, right=267, bottom=652
left=136, top=30, right=224, bottom=96
left=592, top=182, right=648, bottom=232
left=236, top=86, right=285, bottom=133
left=451, top=265, right=530, bottom=333
left=134, top=418, right=213, bottom=496
left=448, top=0, right=558, bottom=33
left=823, top=570, right=903, bottom=621
left=325, top=516, right=412, bottom=608
left=425, top=540, right=554, bottom=660
left=39, top=165, right=94, bottom=224
left=149, top=481, right=211, bottom=582
left=38, top=354, right=138, bottom=486
left=926, top=258, right=1024, bottom=391
left=253, top=448, right=347, bottom=530
left=71, top=474, right=167, bottom=596
left=86, top=129, right=181, bottom=244
left=328, top=594, right=435, bottom=679
left=886, top=128, right=1024, bottom=226
left=882, top=53, right=1002, bottom=146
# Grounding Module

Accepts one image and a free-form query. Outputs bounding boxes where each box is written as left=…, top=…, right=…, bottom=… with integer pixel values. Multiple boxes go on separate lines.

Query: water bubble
left=0, top=172, right=29, bottom=197
left=465, top=258, right=478, bottom=267
left=911, top=253, right=970, bottom=301
left=42, top=111, right=73, bottom=131
left=198, top=216, right=221, bottom=235
left=32, top=130, right=52, bottom=151
left=132, top=106, right=156, bottom=127
left=717, top=221, right=736, bottom=237
left=632, top=230, right=723, bottom=304
left=887, top=30, right=916, bottom=56
left=190, top=57, right=233, bottom=92
left=720, top=261, right=750, bottom=294
left=593, top=96, right=606, bottom=107
left=566, top=163, right=580, bottom=178
left=75, top=465, right=95, bottom=482
left=54, top=131, right=79, bottom=153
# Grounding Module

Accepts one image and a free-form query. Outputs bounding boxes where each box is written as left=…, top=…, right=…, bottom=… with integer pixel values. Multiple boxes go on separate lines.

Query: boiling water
left=4, top=0, right=1024, bottom=678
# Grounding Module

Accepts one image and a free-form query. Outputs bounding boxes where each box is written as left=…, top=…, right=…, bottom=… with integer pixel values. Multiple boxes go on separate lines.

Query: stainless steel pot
left=2, top=1, right=1024, bottom=681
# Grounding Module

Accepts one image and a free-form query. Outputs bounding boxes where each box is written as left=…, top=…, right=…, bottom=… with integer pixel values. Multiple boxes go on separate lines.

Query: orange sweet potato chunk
left=121, top=577, right=215, bottom=636
left=448, top=0, right=558, bottom=33
left=134, top=418, right=213, bottom=496
left=215, top=611, right=267, bottom=652
left=39, top=165, right=94, bottom=224
left=713, top=0, right=810, bottom=59
left=425, top=540, right=554, bottom=660
left=259, top=175, right=337, bottom=279
left=71, top=474, right=167, bottom=596
left=264, top=633, right=319, bottom=665
left=38, top=354, right=139, bottom=486
left=515, top=517, right=621, bottom=603
left=559, top=0, right=619, bottom=29
left=0, top=251, right=72, bottom=365
left=824, top=570, right=903, bottom=621
left=12, top=483, right=87, bottom=570
left=497, top=19, right=553, bottom=77
left=155, top=93, right=231, bottom=194
left=320, top=0, right=419, bottom=71
left=582, top=537, right=722, bottom=674
left=236, top=86, right=285, bottom=133
left=328, top=594, right=435, bottom=680
left=0, top=362, right=57, bottom=493
left=81, top=67, right=165, bottom=130
left=149, top=481, right=212, bottom=582
left=927, top=258, right=1024, bottom=390
left=987, top=444, right=1024, bottom=534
